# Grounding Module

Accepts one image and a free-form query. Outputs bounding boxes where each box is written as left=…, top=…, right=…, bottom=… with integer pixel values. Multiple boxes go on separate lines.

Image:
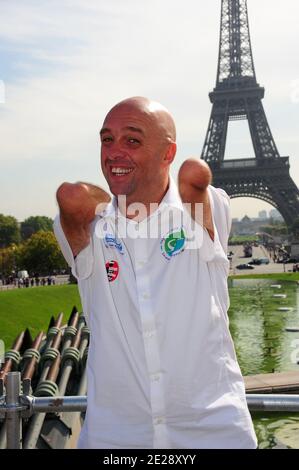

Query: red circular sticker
left=105, top=260, right=119, bottom=282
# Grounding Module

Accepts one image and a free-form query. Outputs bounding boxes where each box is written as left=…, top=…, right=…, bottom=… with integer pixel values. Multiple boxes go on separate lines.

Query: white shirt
left=54, top=178, right=257, bottom=449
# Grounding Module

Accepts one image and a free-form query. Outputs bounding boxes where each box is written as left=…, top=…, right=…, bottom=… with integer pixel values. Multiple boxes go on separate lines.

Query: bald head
left=105, top=96, right=176, bottom=143
left=100, top=96, right=177, bottom=208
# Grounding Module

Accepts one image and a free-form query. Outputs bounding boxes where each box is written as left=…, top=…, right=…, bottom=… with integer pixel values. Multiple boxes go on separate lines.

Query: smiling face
left=100, top=97, right=177, bottom=208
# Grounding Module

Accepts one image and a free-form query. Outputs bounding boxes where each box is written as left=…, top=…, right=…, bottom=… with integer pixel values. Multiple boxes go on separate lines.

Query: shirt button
left=144, top=330, right=155, bottom=338
left=138, top=260, right=146, bottom=267
left=142, top=293, right=150, bottom=300
left=154, top=417, right=165, bottom=425
left=150, top=373, right=161, bottom=382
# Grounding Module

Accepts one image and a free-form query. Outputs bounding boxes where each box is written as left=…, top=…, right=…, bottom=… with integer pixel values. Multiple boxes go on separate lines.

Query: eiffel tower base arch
left=209, top=157, right=299, bottom=232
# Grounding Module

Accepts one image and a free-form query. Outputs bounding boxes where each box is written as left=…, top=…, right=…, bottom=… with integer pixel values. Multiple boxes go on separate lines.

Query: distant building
left=258, top=210, right=267, bottom=219
left=231, top=214, right=278, bottom=237
left=231, top=207, right=287, bottom=237
left=231, top=215, right=257, bottom=235
left=269, top=209, right=283, bottom=221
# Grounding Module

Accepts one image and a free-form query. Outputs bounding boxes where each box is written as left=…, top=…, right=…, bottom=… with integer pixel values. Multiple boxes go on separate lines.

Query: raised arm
left=178, top=158, right=214, bottom=240
left=56, top=182, right=111, bottom=256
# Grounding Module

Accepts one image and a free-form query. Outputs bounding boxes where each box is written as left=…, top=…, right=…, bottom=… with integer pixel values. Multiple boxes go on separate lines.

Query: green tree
left=20, top=216, right=53, bottom=240
left=0, top=244, right=20, bottom=277
left=0, top=214, right=20, bottom=248
left=18, top=231, right=68, bottom=275
left=259, top=223, right=288, bottom=237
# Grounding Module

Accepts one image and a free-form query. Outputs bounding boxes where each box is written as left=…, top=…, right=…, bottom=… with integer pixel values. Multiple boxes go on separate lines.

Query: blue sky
left=1, top=0, right=299, bottom=221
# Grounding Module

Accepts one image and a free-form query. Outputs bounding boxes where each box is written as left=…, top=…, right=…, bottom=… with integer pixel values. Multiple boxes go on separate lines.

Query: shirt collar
left=159, top=175, right=184, bottom=212
left=98, top=175, right=184, bottom=220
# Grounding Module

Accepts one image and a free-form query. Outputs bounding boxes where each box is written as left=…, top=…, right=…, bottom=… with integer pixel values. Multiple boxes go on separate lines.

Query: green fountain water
left=229, top=279, right=299, bottom=448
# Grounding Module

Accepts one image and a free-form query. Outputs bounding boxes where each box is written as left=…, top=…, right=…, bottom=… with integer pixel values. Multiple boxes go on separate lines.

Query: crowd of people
left=0, top=275, right=56, bottom=288
left=17, top=276, right=56, bottom=288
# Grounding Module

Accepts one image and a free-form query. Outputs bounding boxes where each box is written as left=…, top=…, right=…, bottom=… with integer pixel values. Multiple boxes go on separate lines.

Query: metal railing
left=1, top=372, right=299, bottom=449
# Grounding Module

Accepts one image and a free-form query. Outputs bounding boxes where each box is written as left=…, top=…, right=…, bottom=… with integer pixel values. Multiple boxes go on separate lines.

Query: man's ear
left=164, top=142, right=177, bottom=165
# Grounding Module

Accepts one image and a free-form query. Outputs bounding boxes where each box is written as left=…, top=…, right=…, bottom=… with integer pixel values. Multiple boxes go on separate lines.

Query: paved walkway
left=229, top=244, right=292, bottom=275
left=245, top=371, right=299, bottom=393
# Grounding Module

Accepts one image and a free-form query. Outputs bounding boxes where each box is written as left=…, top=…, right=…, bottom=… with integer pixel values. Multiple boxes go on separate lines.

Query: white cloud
left=0, top=0, right=298, bottom=220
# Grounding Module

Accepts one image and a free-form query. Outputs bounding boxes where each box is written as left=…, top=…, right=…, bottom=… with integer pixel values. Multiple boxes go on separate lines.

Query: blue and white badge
left=104, top=233, right=125, bottom=255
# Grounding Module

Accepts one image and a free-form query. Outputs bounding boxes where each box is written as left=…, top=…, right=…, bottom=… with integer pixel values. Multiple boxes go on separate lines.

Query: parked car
left=259, top=258, right=270, bottom=264
left=248, top=259, right=262, bottom=265
left=285, top=257, right=299, bottom=263
left=236, top=264, right=255, bottom=270
left=248, top=258, right=270, bottom=265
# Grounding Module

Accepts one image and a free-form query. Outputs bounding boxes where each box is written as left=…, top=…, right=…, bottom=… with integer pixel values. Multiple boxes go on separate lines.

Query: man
left=54, top=96, right=257, bottom=449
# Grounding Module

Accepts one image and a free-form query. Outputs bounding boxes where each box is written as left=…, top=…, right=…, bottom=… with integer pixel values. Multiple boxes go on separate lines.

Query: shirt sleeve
left=206, top=186, right=231, bottom=318
left=208, top=185, right=231, bottom=256
left=53, top=214, right=94, bottom=280
left=184, top=186, right=231, bottom=263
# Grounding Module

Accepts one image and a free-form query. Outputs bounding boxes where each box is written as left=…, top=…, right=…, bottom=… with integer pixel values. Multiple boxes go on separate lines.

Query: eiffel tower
left=202, top=0, right=299, bottom=230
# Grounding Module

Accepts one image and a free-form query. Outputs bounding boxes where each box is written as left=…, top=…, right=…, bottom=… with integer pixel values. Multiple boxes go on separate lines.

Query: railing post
left=6, top=371, right=22, bottom=449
